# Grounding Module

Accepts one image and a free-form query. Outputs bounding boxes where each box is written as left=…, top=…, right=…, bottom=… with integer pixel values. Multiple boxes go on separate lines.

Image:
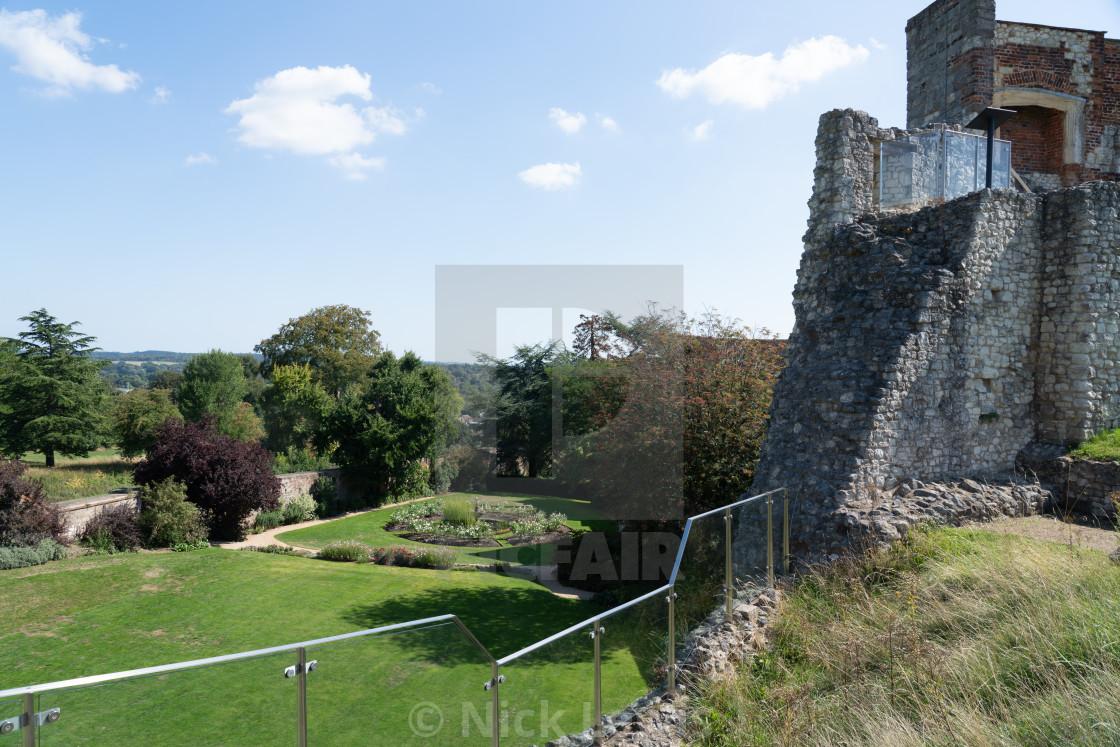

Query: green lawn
left=16, top=447, right=136, bottom=502
left=276, top=492, right=615, bottom=566
left=0, top=547, right=657, bottom=745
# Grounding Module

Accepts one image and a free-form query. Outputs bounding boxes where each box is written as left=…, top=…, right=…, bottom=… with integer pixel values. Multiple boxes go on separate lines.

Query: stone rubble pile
left=541, top=588, right=780, bottom=747
left=837, top=477, right=1052, bottom=544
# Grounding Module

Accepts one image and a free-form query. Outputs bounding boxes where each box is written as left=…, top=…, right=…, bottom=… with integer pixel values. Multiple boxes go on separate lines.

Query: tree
left=481, top=343, right=557, bottom=478
left=177, top=350, right=248, bottom=438
left=256, top=305, right=383, bottom=396
left=0, top=309, right=110, bottom=467
left=572, top=314, right=623, bottom=361
left=147, top=369, right=182, bottom=399
left=261, top=363, right=331, bottom=453
left=133, top=417, right=280, bottom=540
left=112, top=388, right=182, bottom=458
left=319, top=352, right=461, bottom=501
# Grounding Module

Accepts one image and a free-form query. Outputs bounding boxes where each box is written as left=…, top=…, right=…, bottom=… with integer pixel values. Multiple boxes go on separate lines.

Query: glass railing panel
left=0, top=698, right=22, bottom=742
left=35, top=650, right=296, bottom=746
left=306, top=622, right=492, bottom=747
left=500, top=628, right=594, bottom=746
left=674, top=512, right=729, bottom=641
left=994, top=140, right=1012, bottom=189
left=943, top=131, right=980, bottom=201
left=598, top=590, right=670, bottom=725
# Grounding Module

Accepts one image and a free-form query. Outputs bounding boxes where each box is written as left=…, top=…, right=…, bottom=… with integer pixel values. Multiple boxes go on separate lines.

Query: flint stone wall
left=1018, top=443, right=1120, bottom=519
left=737, top=108, right=1120, bottom=564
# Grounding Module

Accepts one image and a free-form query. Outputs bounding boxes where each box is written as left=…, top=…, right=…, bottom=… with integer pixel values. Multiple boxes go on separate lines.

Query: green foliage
left=282, top=493, right=317, bottom=524
left=441, top=497, right=476, bottom=526
left=261, top=363, right=332, bottom=455
left=240, top=544, right=304, bottom=556
left=437, top=362, right=496, bottom=418
left=112, top=388, right=182, bottom=459
left=317, top=539, right=371, bottom=562
left=310, top=476, right=337, bottom=518
left=252, top=509, right=283, bottom=532
left=177, top=350, right=248, bottom=438
left=0, top=308, right=111, bottom=467
left=432, top=459, right=457, bottom=494
left=272, top=446, right=334, bottom=474
left=256, top=305, right=383, bottom=396
left=319, top=351, right=461, bottom=503
left=0, top=538, right=68, bottom=569
left=137, top=478, right=209, bottom=548
left=1069, top=428, right=1120, bottom=460
left=170, top=538, right=211, bottom=552
left=366, top=545, right=456, bottom=569
left=147, top=369, right=183, bottom=396
left=508, top=511, right=567, bottom=537
left=480, top=343, right=557, bottom=477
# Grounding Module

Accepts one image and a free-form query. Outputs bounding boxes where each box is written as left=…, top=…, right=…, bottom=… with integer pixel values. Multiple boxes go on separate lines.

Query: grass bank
left=691, top=527, right=1120, bottom=746
left=1069, top=427, right=1120, bottom=461
left=0, top=547, right=653, bottom=745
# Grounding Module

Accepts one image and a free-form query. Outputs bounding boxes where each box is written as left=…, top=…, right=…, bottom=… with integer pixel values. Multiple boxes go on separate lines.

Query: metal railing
left=0, top=487, right=793, bottom=746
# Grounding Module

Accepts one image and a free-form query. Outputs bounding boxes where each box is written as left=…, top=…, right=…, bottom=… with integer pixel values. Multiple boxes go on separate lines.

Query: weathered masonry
left=907, top=0, right=1120, bottom=190
left=736, top=0, right=1120, bottom=565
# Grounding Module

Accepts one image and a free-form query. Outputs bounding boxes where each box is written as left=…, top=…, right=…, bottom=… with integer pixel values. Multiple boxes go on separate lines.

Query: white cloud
left=150, top=86, right=171, bottom=104
left=225, top=65, right=407, bottom=179
left=185, top=152, right=217, bottom=166
left=518, top=162, right=582, bottom=190
left=869, top=37, right=887, bottom=51
left=656, top=36, right=869, bottom=109
left=420, top=81, right=442, bottom=94
left=0, top=9, right=140, bottom=95
left=329, top=152, right=386, bottom=180
left=549, top=107, right=586, bottom=134
left=691, top=120, right=714, bottom=141
left=598, top=114, right=619, bottom=132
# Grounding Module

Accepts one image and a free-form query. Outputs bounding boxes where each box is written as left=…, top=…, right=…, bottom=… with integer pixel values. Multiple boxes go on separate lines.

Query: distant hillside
left=94, top=351, right=260, bottom=390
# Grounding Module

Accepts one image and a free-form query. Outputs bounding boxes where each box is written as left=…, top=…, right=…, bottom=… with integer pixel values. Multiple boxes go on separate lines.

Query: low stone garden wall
left=1018, top=443, right=1120, bottom=519
left=58, top=493, right=142, bottom=540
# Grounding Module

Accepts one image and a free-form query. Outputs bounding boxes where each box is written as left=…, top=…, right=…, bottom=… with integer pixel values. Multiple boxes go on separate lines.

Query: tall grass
left=441, top=497, right=477, bottom=526
left=20, top=448, right=135, bottom=502
left=690, top=527, right=1120, bottom=747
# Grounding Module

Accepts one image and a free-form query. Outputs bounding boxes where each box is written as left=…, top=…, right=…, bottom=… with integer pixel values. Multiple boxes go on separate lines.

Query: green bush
left=272, top=447, right=334, bottom=475
left=318, top=540, right=371, bottom=562
left=240, top=544, right=304, bottom=556
left=310, top=476, right=337, bottom=518
left=253, top=509, right=283, bottom=533
left=441, top=497, right=476, bottom=526
left=0, top=539, right=68, bottom=570
left=282, top=493, right=317, bottom=524
left=412, top=546, right=456, bottom=569
left=392, top=462, right=433, bottom=502
left=137, top=478, right=209, bottom=549
left=171, top=539, right=211, bottom=552
left=433, top=460, right=457, bottom=494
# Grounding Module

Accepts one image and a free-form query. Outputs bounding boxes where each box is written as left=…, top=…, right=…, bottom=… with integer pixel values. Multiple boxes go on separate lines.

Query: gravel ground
left=968, top=513, right=1118, bottom=554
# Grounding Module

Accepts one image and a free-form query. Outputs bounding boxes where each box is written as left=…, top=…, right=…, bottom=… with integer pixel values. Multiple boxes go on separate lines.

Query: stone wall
left=1018, top=443, right=1120, bottom=519
left=275, top=469, right=342, bottom=503
left=58, top=493, right=142, bottom=540
left=737, top=107, right=1120, bottom=563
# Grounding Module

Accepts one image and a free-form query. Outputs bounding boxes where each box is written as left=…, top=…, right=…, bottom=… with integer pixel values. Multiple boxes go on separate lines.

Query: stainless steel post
left=767, top=492, right=774, bottom=588
left=491, top=662, right=501, bottom=747
left=783, top=487, right=790, bottom=576
left=22, top=693, right=33, bottom=747
left=593, top=619, right=602, bottom=745
left=297, top=647, right=308, bottom=747
left=667, top=587, right=676, bottom=694
left=724, top=507, right=733, bottom=618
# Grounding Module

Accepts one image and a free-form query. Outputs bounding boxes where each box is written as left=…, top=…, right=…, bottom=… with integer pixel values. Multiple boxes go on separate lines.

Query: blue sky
left=1, top=0, right=1118, bottom=360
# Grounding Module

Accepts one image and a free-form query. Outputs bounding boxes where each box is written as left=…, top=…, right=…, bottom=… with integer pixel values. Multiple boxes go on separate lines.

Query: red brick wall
left=1001, top=105, right=1063, bottom=176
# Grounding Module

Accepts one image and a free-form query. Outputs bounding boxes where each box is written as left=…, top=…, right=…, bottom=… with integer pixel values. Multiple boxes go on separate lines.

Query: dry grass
left=689, top=527, right=1120, bottom=746
left=19, top=448, right=135, bottom=502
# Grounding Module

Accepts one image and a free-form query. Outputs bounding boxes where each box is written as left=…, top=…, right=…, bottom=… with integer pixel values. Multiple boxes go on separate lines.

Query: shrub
left=137, top=478, right=209, bottom=548
left=241, top=544, right=304, bottom=556
left=412, top=546, right=456, bottom=569
left=0, top=539, right=68, bottom=570
left=318, top=540, right=371, bottom=562
left=441, top=497, right=476, bottom=526
left=0, top=460, right=68, bottom=546
left=364, top=545, right=456, bottom=569
left=79, top=504, right=141, bottom=553
left=366, top=546, right=417, bottom=566
left=133, top=416, right=281, bottom=540
left=171, top=539, right=211, bottom=552
left=390, top=499, right=442, bottom=524
left=433, top=459, right=457, bottom=494
left=253, top=509, right=283, bottom=533
left=509, top=511, right=568, bottom=537
left=310, top=476, right=337, bottom=518
left=394, top=461, right=433, bottom=501
left=272, top=447, right=334, bottom=475
left=282, top=493, right=317, bottom=524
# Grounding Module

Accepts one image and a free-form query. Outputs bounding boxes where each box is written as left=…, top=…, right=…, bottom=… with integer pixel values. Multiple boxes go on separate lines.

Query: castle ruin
left=736, top=0, right=1120, bottom=565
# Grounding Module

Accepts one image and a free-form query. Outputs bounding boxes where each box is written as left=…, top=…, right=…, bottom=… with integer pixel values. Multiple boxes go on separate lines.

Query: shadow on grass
left=341, top=585, right=593, bottom=663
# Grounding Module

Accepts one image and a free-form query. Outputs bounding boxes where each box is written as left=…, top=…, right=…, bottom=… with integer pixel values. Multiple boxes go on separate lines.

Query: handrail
left=0, top=614, right=494, bottom=699
left=1, top=486, right=786, bottom=703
